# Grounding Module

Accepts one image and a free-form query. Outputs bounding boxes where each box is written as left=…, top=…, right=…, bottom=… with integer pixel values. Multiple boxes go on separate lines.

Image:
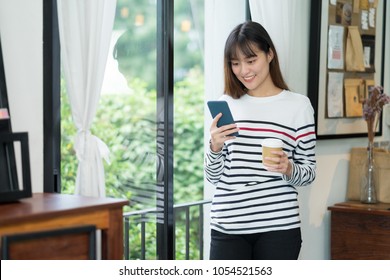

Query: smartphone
left=207, top=100, right=239, bottom=136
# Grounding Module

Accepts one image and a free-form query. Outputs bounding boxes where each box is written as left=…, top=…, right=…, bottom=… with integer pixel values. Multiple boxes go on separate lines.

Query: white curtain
left=249, top=0, right=309, bottom=93
left=57, top=0, right=116, bottom=197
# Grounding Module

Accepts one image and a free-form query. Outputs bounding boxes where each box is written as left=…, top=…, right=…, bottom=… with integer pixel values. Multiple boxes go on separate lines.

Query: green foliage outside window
left=61, top=0, right=205, bottom=261
left=61, top=67, right=205, bottom=259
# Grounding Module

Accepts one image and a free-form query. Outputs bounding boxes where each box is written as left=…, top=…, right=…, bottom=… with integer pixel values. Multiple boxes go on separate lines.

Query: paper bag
left=344, top=79, right=364, bottom=117
left=347, top=147, right=390, bottom=203
left=345, top=26, right=365, bottom=72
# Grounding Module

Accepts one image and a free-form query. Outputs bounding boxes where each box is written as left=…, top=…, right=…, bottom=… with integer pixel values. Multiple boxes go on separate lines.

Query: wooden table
left=0, top=193, right=128, bottom=259
left=328, top=201, right=390, bottom=259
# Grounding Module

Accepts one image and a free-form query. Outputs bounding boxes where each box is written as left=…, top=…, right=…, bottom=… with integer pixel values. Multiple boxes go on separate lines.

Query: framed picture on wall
left=0, top=37, right=12, bottom=133
left=0, top=132, right=32, bottom=203
left=0, top=36, right=32, bottom=202
left=307, top=0, right=387, bottom=139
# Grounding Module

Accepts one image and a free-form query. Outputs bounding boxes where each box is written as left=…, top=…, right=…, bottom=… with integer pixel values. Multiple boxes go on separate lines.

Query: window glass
left=60, top=0, right=205, bottom=260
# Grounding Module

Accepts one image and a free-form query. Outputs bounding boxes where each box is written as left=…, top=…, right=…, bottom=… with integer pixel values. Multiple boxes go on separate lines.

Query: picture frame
left=0, top=132, right=32, bottom=203
left=307, top=0, right=387, bottom=139
left=0, top=36, right=32, bottom=203
left=0, top=36, right=12, bottom=133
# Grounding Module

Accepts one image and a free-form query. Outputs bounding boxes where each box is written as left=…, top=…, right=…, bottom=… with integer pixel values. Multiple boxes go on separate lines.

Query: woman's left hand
left=263, top=151, right=293, bottom=177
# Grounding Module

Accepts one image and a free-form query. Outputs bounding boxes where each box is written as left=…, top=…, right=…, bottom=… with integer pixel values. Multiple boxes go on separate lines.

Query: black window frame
left=43, top=0, right=175, bottom=259
left=43, top=0, right=61, bottom=193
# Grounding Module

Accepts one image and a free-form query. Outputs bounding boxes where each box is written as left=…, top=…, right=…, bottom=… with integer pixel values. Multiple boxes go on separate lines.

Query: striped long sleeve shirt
left=205, top=91, right=316, bottom=234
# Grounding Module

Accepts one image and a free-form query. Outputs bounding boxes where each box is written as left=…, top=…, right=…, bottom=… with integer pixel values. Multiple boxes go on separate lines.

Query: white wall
left=1, top=0, right=389, bottom=260
left=0, top=0, right=43, bottom=193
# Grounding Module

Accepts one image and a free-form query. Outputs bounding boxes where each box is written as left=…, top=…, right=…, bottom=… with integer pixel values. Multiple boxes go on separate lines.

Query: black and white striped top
left=205, top=91, right=316, bottom=234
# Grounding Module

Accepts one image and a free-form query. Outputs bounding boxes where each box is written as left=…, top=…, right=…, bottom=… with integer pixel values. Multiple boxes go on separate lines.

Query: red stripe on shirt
left=296, top=131, right=316, bottom=140
left=239, top=127, right=315, bottom=141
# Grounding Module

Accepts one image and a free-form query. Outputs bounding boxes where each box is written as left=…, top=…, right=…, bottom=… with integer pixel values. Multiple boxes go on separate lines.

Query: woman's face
left=230, top=45, right=273, bottom=95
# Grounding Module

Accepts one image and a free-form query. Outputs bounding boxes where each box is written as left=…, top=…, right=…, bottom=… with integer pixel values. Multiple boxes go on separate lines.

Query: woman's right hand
left=210, top=113, right=239, bottom=152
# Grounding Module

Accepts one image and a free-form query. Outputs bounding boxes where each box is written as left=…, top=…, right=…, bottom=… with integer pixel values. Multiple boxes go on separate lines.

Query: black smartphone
left=207, top=100, right=239, bottom=136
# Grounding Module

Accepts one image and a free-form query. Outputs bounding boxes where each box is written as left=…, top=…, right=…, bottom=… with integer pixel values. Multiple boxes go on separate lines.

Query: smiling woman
left=205, top=21, right=316, bottom=260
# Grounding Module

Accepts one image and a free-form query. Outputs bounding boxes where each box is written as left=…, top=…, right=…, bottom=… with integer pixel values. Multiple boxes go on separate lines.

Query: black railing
left=123, top=199, right=211, bottom=260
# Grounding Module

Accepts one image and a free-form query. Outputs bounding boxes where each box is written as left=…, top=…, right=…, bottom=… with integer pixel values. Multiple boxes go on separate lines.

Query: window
left=45, top=0, right=205, bottom=260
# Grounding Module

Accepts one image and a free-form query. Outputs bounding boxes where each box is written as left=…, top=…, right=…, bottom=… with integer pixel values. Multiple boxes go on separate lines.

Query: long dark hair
left=223, top=21, right=289, bottom=99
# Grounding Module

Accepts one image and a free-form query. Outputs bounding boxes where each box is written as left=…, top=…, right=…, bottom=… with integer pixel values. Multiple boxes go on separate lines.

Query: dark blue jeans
left=209, top=228, right=302, bottom=260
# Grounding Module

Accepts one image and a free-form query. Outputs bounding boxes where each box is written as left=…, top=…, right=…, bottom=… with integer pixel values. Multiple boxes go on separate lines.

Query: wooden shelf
left=328, top=201, right=390, bottom=259
left=0, top=193, right=128, bottom=260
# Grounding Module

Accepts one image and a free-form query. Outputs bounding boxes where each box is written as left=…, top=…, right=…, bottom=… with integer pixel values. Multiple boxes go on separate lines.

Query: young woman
left=205, top=21, right=316, bottom=260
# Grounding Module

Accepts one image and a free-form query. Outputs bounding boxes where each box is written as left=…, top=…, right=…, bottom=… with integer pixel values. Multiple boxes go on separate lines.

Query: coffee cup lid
left=262, top=138, right=283, bottom=148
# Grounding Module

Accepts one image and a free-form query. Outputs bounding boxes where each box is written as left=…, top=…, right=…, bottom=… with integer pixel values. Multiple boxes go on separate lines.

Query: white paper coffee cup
left=262, top=138, right=283, bottom=165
